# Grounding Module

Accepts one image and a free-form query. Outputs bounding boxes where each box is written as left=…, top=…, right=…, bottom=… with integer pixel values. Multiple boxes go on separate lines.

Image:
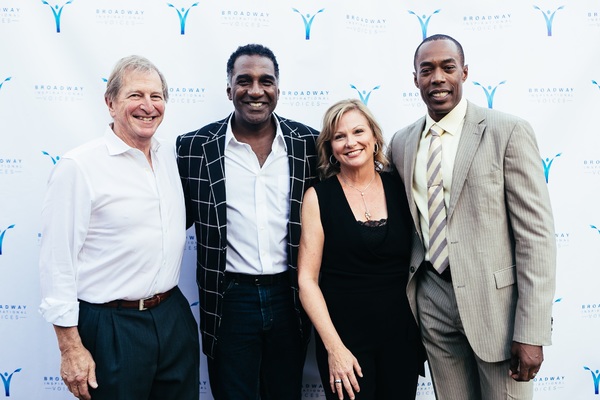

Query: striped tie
left=427, top=126, right=449, bottom=274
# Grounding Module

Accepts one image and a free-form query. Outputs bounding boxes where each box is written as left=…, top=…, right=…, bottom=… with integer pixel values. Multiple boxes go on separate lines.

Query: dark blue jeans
left=207, top=274, right=306, bottom=400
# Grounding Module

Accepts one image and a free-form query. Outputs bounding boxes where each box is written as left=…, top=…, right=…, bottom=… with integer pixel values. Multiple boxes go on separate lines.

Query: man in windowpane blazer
left=176, top=44, right=318, bottom=399
left=388, top=34, right=556, bottom=400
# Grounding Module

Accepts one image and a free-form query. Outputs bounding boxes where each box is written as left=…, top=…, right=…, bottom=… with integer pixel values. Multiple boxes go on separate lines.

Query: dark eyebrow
left=440, top=57, right=458, bottom=64
left=234, top=74, right=252, bottom=81
left=258, top=74, right=277, bottom=82
left=418, top=57, right=458, bottom=68
left=235, top=73, right=277, bottom=81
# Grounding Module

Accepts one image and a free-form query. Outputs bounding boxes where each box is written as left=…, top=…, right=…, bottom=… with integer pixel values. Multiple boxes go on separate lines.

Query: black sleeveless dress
left=313, top=172, right=421, bottom=400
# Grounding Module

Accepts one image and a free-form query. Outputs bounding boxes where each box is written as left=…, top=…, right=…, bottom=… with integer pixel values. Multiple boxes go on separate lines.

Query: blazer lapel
left=283, top=129, right=307, bottom=223
left=448, top=102, right=485, bottom=219
left=203, top=134, right=227, bottom=238
left=405, top=119, right=424, bottom=240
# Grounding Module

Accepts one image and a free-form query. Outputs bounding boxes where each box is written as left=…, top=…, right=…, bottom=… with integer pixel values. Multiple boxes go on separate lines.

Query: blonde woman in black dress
left=298, top=99, right=422, bottom=400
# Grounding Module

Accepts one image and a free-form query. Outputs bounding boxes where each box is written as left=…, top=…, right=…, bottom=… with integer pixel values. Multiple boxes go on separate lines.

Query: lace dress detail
left=357, top=218, right=387, bottom=246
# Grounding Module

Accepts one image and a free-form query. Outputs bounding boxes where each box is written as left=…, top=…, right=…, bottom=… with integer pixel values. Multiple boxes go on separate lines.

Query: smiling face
left=106, top=68, right=165, bottom=149
left=330, top=109, right=377, bottom=172
left=414, top=39, right=468, bottom=121
left=227, top=55, right=279, bottom=130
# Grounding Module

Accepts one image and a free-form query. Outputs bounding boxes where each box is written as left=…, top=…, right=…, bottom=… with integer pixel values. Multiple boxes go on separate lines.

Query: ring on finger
left=334, top=379, right=342, bottom=384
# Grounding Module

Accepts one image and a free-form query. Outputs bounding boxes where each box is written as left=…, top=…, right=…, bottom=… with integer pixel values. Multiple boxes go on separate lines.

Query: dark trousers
left=78, top=287, right=200, bottom=400
left=207, top=275, right=306, bottom=400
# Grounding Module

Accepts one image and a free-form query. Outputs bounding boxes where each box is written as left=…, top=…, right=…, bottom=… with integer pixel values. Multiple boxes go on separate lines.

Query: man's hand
left=54, top=326, right=98, bottom=400
left=509, top=341, right=543, bottom=382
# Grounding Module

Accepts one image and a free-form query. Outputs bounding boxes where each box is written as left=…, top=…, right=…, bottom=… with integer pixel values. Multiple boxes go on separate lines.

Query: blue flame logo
left=349, top=84, right=380, bottom=106
left=41, top=0, right=74, bottom=33
left=473, top=80, right=506, bottom=109
left=408, top=9, right=440, bottom=40
left=533, top=5, right=565, bottom=36
left=292, top=8, right=325, bottom=40
left=167, top=2, right=199, bottom=35
left=541, top=153, right=561, bottom=183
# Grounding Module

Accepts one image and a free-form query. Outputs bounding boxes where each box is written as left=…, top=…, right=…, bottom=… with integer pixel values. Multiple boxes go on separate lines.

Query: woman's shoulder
left=314, top=174, right=340, bottom=191
left=380, top=171, right=403, bottom=190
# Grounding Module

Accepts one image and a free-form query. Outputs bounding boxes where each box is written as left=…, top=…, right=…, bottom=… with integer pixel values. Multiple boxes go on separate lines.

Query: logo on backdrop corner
left=473, top=80, right=506, bottom=109
left=167, top=2, right=199, bottom=35
left=292, top=8, right=324, bottom=40
left=0, top=225, right=15, bottom=256
left=1, top=368, right=22, bottom=397
left=592, top=80, right=600, bottom=91
left=541, top=153, right=561, bottom=183
left=533, top=5, right=564, bottom=36
left=41, top=0, right=74, bottom=33
left=591, top=225, right=600, bottom=235
left=350, top=84, right=380, bottom=106
left=584, top=366, right=600, bottom=394
left=0, top=77, right=11, bottom=92
left=408, top=9, right=440, bottom=40
left=41, top=151, right=61, bottom=165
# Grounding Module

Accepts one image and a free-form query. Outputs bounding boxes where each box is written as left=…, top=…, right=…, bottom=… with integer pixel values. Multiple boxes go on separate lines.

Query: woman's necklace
left=340, top=173, right=377, bottom=220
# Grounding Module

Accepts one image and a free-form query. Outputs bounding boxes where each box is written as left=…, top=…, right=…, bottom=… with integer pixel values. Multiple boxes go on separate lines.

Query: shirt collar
left=104, top=124, right=160, bottom=156
left=225, top=114, right=287, bottom=152
left=423, top=97, right=468, bottom=137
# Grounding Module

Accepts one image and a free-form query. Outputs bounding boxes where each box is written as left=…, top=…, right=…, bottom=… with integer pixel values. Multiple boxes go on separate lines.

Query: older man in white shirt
left=39, top=55, right=199, bottom=400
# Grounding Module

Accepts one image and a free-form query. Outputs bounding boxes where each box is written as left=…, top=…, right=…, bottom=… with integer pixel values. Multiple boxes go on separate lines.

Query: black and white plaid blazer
left=176, top=113, right=319, bottom=359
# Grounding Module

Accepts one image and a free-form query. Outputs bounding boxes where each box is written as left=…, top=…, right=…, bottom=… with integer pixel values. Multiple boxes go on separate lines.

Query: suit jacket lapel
left=406, top=118, right=424, bottom=240
left=282, top=126, right=306, bottom=213
left=203, top=132, right=227, bottom=239
left=448, top=102, right=485, bottom=219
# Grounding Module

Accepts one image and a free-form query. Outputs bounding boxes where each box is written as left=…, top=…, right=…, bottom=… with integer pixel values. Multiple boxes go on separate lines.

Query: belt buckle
left=138, top=297, right=151, bottom=311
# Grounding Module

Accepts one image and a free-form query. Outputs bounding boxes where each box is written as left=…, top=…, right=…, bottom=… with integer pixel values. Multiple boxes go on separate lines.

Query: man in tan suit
left=388, top=34, right=556, bottom=399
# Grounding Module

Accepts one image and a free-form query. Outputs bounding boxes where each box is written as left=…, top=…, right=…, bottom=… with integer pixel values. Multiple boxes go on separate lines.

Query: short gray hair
left=104, top=55, right=169, bottom=103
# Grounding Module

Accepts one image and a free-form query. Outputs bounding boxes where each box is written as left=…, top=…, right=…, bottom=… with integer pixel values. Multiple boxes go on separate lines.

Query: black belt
left=422, top=261, right=452, bottom=282
left=95, top=287, right=175, bottom=311
left=226, top=271, right=289, bottom=285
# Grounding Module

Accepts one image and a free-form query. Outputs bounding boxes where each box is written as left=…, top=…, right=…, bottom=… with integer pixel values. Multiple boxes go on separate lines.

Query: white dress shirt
left=224, top=116, right=290, bottom=275
left=39, top=126, right=186, bottom=327
left=413, top=98, right=467, bottom=260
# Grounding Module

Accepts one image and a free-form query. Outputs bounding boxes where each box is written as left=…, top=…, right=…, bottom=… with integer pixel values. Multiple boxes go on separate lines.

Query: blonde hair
left=317, top=99, right=388, bottom=179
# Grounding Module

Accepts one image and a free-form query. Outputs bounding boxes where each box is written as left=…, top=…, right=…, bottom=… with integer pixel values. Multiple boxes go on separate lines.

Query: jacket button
left=410, top=266, right=416, bottom=273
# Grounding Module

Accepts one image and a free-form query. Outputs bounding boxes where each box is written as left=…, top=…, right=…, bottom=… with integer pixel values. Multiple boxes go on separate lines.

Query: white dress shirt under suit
left=223, top=115, right=290, bottom=276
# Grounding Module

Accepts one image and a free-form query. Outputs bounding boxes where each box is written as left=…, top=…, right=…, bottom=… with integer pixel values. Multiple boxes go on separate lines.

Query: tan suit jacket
left=389, top=101, right=556, bottom=362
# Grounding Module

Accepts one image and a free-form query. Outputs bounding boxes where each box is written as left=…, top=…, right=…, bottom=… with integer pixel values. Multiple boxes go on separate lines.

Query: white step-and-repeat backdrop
left=1, top=0, right=600, bottom=398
